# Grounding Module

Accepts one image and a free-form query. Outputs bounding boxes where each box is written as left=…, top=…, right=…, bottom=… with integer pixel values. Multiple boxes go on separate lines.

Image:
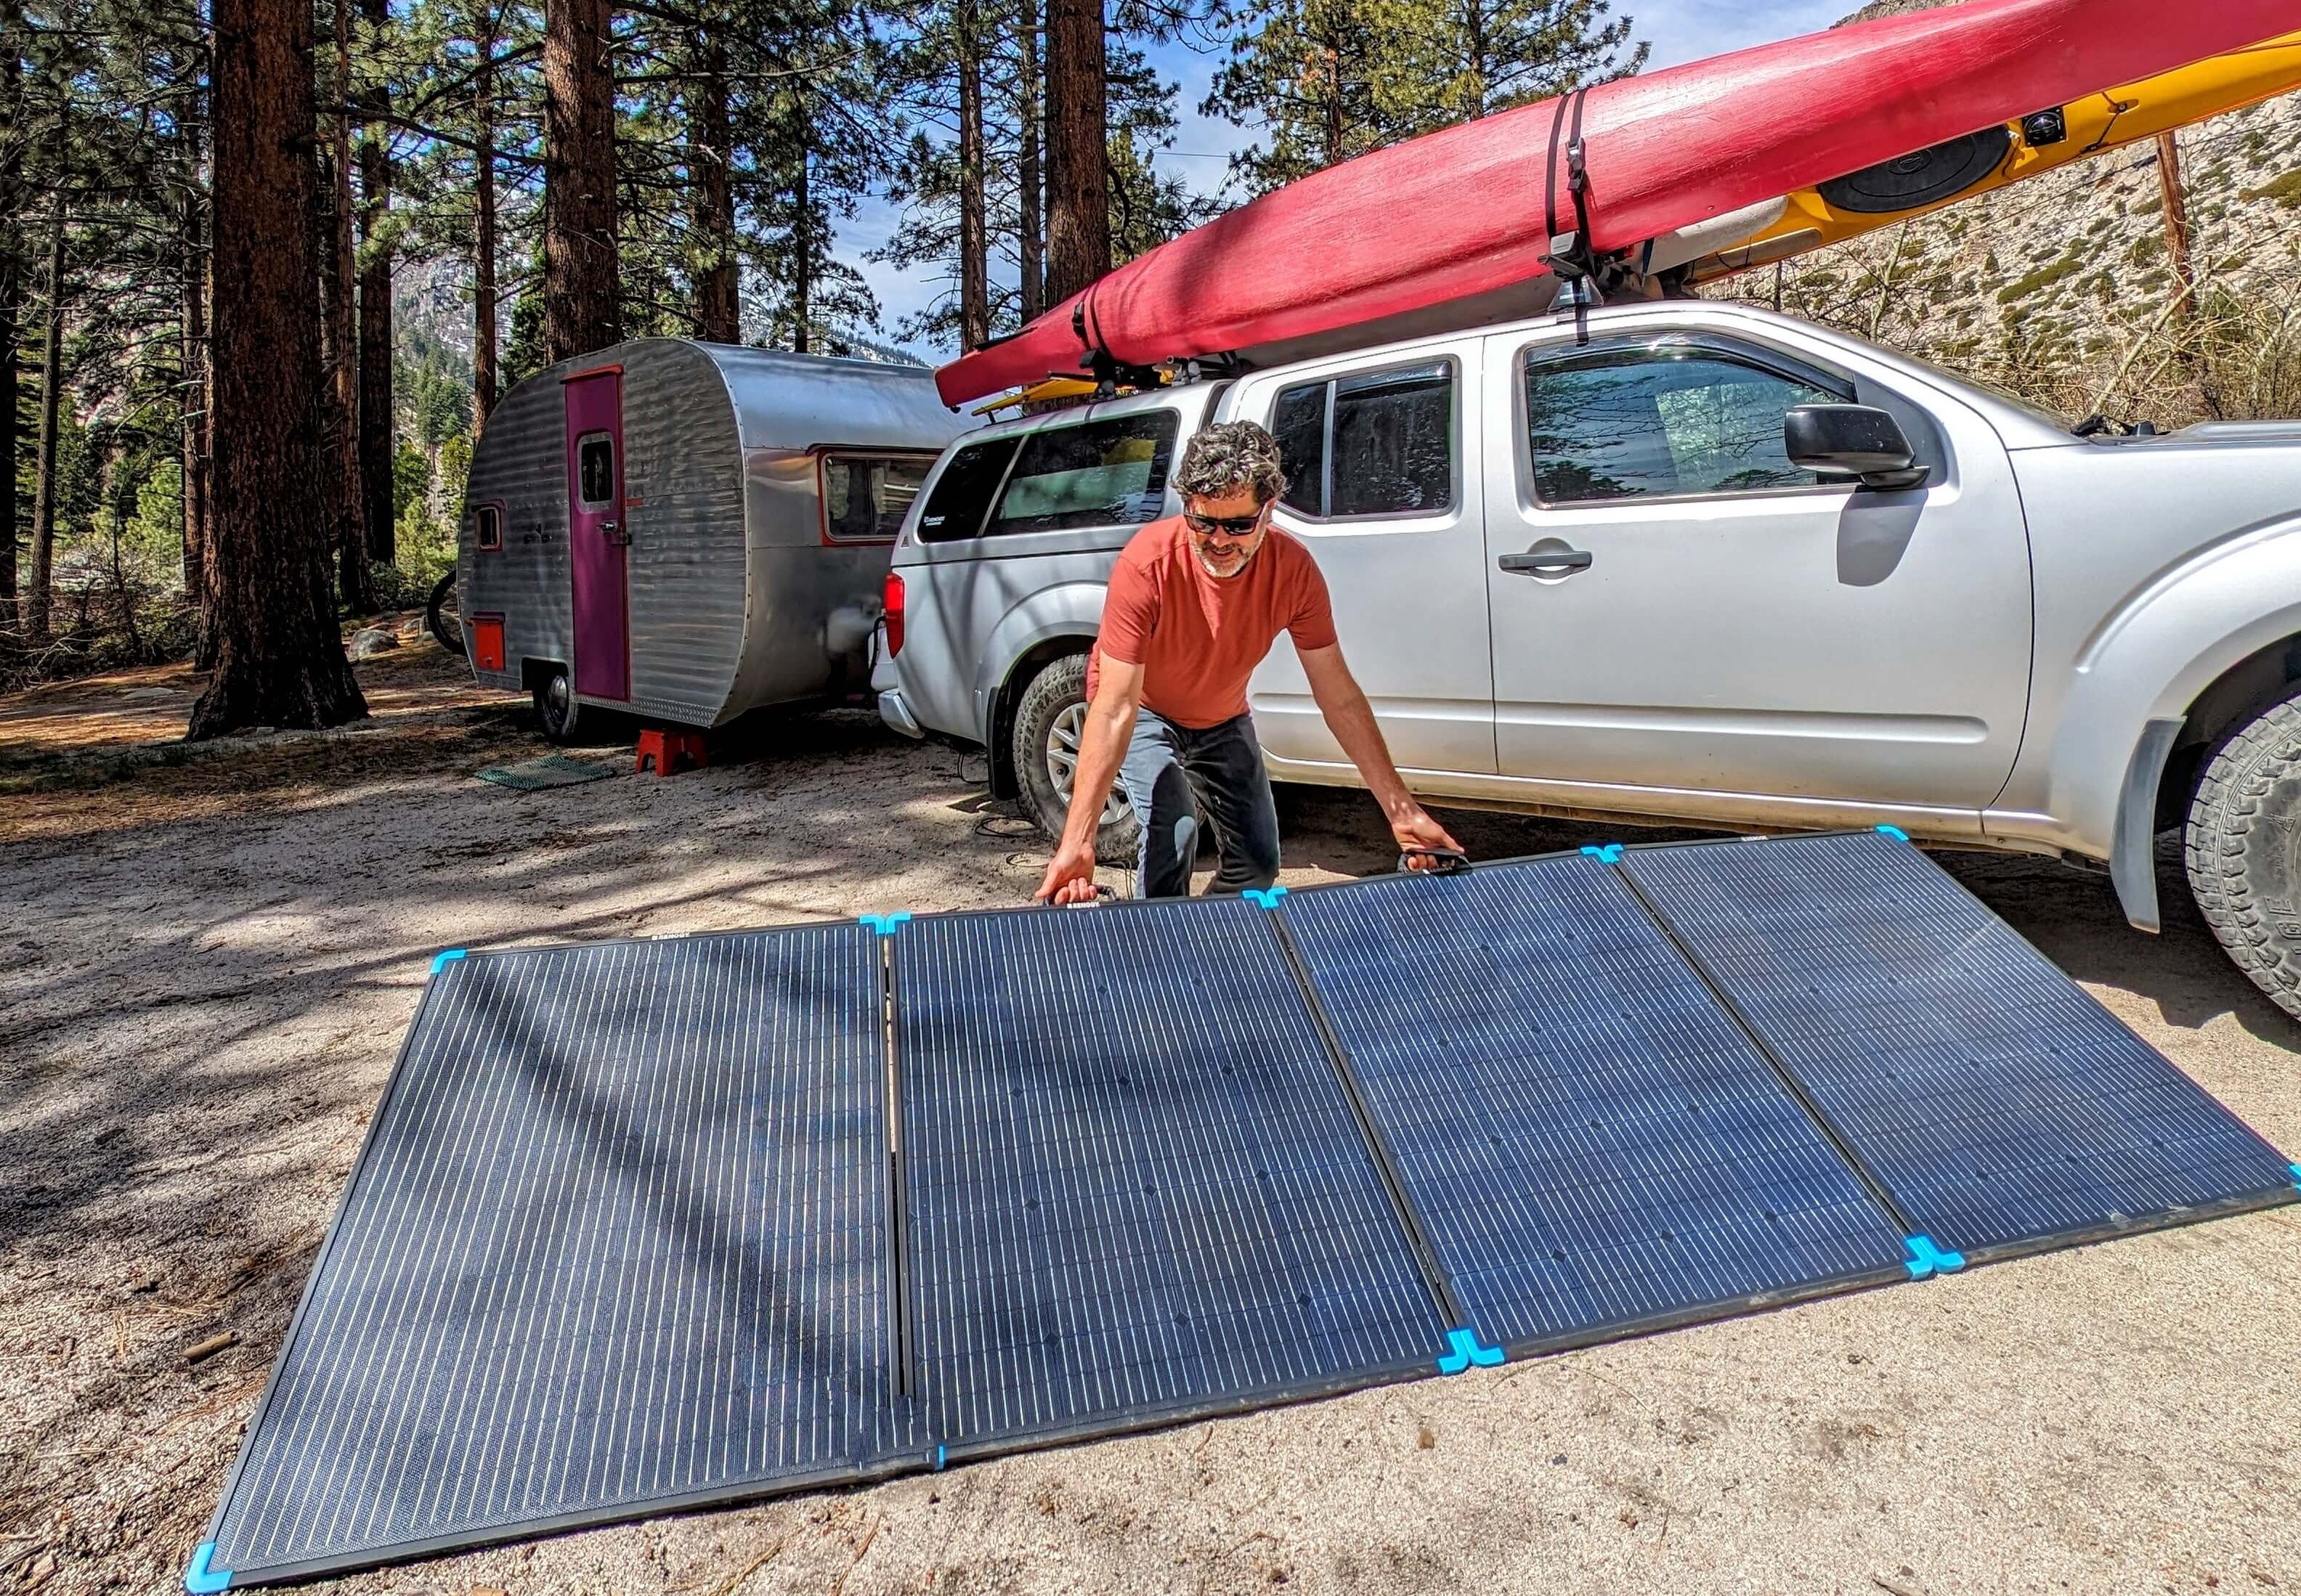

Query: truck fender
left=2048, top=511, right=2301, bottom=931
left=970, top=581, right=1111, bottom=747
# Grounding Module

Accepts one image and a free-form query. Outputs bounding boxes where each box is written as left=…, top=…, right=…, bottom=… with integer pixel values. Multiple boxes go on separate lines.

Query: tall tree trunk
left=356, top=0, right=393, bottom=570
left=689, top=28, right=737, bottom=343
left=472, top=2, right=500, bottom=431
left=26, top=180, right=63, bottom=645
left=179, top=113, right=211, bottom=610
left=543, top=0, right=619, bottom=360
left=329, top=4, right=376, bottom=611
left=1322, top=38, right=1343, bottom=166
left=1042, top=0, right=1108, bottom=304
left=1018, top=0, right=1043, bottom=322
left=790, top=124, right=811, bottom=353
left=957, top=4, right=989, bottom=351
left=1, top=5, right=22, bottom=623
left=189, top=0, right=368, bottom=737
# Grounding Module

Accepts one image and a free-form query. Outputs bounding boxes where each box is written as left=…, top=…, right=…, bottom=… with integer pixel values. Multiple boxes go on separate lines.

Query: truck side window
left=1267, top=359, right=1455, bottom=519
left=1525, top=345, right=1845, bottom=505
left=983, top=411, right=1179, bottom=537
left=918, top=436, right=1020, bottom=542
left=823, top=454, right=933, bottom=542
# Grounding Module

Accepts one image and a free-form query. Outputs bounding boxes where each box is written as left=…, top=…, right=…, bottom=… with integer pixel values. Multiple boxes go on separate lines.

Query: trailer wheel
left=532, top=665, right=582, bottom=745
left=1012, top=654, right=1139, bottom=865
left=425, top=571, right=465, bottom=658
left=2185, top=684, right=2301, bottom=1023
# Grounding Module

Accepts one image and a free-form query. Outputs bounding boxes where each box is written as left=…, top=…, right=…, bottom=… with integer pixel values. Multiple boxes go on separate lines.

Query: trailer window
left=1524, top=343, right=1848, bottom=505
left=918, top=436, right=1020, bottom=542
left=474, top=505, right=502, bottom=551
left=983, top=411, right=1179, bottom=537
left=1267, top=359, right=1455, bottom=520
left=822, top=454, right=933, bottom=542
left=576, top=433, right=616, bottom=508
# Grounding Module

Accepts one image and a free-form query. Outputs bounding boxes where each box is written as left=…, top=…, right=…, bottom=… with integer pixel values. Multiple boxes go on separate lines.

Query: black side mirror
left=1785, top=404, right=1928, bottom=491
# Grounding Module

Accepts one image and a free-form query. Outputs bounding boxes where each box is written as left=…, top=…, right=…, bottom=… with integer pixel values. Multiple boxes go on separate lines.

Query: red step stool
left=635, top=728, right=708, bottom=777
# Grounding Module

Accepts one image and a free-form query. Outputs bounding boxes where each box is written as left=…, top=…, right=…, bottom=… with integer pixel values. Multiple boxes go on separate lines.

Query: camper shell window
left=982, top=411, right=1180, bottom=537
left=918, top=437, right=1021, bottom=542
left=821, top=453, right=936, bottom=543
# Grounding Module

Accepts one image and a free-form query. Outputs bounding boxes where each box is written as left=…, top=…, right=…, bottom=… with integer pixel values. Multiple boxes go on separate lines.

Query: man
left=1034, top=420, right=1461, bottom=905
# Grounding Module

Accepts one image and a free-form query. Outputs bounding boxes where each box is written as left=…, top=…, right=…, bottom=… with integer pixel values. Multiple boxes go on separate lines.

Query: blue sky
left=844, top=0, right=1856, bottom=355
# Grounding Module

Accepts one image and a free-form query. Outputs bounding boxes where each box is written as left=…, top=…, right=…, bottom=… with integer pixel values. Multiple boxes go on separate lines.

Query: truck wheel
left=532, top=665, right=581, bottom=745
left=1012, top=654, right=1140, bottom=865
left=2184, top=686, right=2301, bottom=1022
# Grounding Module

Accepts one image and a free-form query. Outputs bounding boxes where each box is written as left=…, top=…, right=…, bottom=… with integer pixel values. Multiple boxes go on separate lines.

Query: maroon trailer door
left=563, top=367, right=630, bottom=701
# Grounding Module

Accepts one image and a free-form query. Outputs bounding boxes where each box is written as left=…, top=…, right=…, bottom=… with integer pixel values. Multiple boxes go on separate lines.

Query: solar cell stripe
left=1275, top=858, right=1910, bottom=1352
left=894, top=899, right=1447, bottom=1452
left=205, top=927, right=901, bottom=1582
left=1619, top=833, right=2298, bottom=1259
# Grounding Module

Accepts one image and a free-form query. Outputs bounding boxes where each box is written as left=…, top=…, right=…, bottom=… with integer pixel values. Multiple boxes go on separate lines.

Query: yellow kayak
left=1681, top=30, right=2301, bottom=282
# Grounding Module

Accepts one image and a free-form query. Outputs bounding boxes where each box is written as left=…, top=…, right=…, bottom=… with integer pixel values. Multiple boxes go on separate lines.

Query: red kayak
left=936, top=0, right=2299, bottom=406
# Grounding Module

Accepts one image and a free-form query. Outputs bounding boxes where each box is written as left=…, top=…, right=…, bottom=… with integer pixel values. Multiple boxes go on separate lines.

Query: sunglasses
left=1183, top=508, right=1266, bottom=538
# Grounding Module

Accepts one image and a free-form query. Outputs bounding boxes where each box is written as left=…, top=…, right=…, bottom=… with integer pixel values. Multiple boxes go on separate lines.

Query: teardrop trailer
left=455, top=338, right=974, bottom=739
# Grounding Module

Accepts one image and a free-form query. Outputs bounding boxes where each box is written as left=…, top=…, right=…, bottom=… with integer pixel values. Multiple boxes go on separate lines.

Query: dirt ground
left=4, top=638, right=2297, bottom=1596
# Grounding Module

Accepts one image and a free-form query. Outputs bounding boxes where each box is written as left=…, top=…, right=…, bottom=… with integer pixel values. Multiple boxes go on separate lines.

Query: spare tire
left=426, top=570, right=466, bottom=657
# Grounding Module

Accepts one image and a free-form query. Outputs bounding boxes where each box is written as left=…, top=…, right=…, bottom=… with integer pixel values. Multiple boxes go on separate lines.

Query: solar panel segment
left=891, top=897, right=1449, bottom=1454
left=1275, top=857, right=1910, bottom=1354
left=198, top=927, right=904, bottom=1587
left=1618, top=831, right=2299, bottom=1262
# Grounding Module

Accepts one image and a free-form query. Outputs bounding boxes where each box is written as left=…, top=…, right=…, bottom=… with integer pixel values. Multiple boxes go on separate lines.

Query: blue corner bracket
left=429, top=948, right=467, bottom=976
left=1243, top=885, right=1289, bottom=910
left=1875, top=825, right=1912, bottom=842
left=184, top=1542, right=232, bottom=1594
left=2289, top=1163, right=2300, bottom=1194
left=1903, top=1234, right=1967, bottom=1280
left=932, top=1443, right=948, bottom=1472
left=1436, top=1326, right=1505, bottom=1375
left=1578, top=843, right=1624, bottom=865
left=860, top=912, right=912, bottom=937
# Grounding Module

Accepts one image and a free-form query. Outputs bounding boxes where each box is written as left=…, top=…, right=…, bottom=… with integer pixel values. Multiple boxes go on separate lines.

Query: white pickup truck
left=873, top=299, right=2301, bottom=1022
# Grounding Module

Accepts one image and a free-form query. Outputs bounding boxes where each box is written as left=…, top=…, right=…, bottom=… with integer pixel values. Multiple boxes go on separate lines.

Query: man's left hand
left=1389, top=805, right=1461, bottom=866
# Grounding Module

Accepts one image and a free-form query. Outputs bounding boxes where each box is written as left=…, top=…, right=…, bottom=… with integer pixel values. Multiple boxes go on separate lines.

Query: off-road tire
left=1012, top=653, right=1140, bottom=866
left=533, top=664, right=582, bottom=745
left=2185, top=687, right=2301, bottom=1022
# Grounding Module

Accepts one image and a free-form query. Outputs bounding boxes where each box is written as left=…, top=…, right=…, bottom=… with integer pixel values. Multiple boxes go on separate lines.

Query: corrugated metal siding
left=622, top=341, right=746, bottom=725
left=460, top=341, right=974, bottom=725
left=715, top=349, right=972, bottom=718
left=460, top=370, right=573, bottom=693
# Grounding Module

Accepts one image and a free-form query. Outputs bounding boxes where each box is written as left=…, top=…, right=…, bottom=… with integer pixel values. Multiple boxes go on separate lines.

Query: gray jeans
left=1116, top=709, right=1281, bottom=899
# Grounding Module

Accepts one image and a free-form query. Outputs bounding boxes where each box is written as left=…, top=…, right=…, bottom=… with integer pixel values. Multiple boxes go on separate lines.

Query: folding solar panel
left=890, top=897, right=1449, bottom=1458
left=191, top=928, right=906, bottom=1591
left=1273, top=858, right=1910, bottom=1356
left=1618, top=831, right=2300, bottom=1263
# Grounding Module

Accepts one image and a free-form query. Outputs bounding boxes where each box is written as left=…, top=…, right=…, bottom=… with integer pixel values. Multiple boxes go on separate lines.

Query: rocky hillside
left=1711, top=1, right=2301, bottom=426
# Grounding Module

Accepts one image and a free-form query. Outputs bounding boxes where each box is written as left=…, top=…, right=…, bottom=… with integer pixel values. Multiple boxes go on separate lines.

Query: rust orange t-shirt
left=1087, top=516, right=1339, bottom=729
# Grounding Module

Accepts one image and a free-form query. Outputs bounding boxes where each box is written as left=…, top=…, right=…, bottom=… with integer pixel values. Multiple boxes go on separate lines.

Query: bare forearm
left=1060, top=698, right=1137, bottom=850
left=1314, top=680, right=1416, bottom=819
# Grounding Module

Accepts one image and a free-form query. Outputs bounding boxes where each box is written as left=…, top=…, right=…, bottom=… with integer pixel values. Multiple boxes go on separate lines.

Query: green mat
left=476, top=754, right=621, bottom=791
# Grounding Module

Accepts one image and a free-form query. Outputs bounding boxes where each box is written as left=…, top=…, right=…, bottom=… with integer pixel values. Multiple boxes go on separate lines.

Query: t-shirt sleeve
left=1095, top=551, right=1161, bottom=666
left=1284, top=545, right=1339, bottom=653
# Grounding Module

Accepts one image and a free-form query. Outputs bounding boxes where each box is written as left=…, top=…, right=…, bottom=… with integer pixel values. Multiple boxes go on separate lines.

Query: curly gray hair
left=1174, top=420, right=1287, bottom=505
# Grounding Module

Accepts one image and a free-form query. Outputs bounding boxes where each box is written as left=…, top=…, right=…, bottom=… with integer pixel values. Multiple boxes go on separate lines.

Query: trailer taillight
left=883, top=571, right=905, bottom=656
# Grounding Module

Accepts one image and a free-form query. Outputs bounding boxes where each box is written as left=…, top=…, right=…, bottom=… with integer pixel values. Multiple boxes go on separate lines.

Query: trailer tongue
left=933, top=0, right=2301, bottom=407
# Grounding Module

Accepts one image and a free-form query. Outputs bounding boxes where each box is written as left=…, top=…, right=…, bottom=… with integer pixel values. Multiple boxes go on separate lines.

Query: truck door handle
left=1497, top=547, right=1591, bottom=576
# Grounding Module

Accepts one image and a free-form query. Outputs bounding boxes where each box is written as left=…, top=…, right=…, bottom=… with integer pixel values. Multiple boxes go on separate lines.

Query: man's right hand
left=1034, top=839, right=1102, bottom=905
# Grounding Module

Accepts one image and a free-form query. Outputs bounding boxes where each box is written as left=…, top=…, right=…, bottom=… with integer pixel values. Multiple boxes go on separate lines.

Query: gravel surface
left=4, top=648, right=2296, bottom=1596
